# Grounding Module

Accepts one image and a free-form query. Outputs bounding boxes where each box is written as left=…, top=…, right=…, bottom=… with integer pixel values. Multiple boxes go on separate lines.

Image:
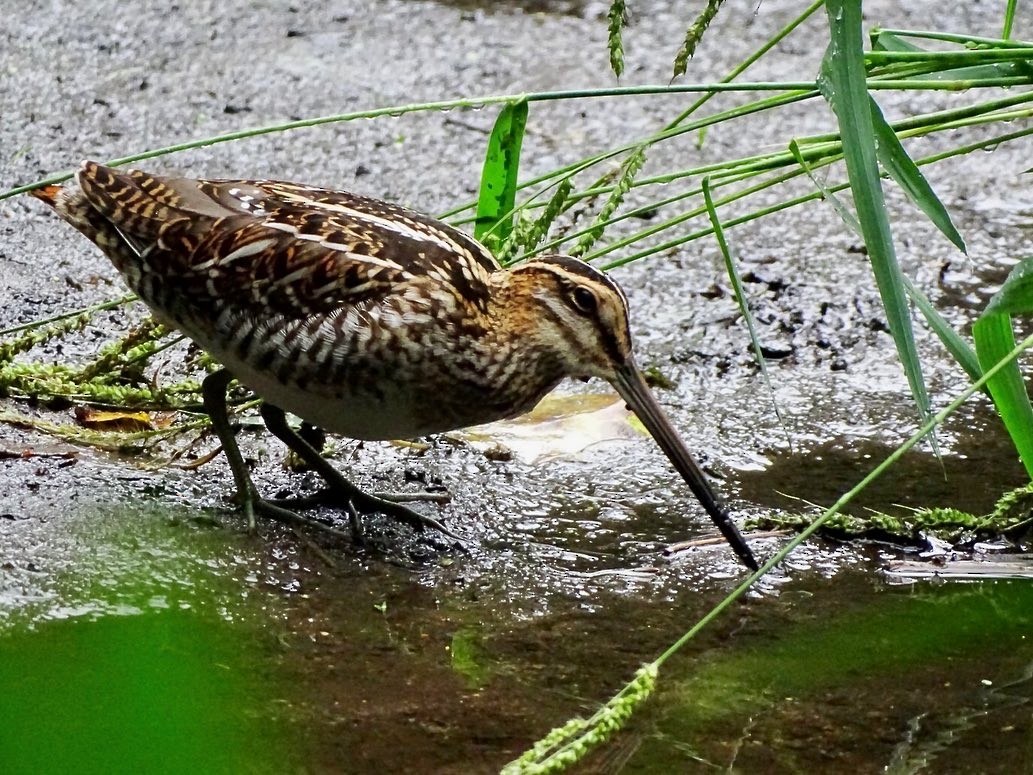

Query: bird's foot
left=231, top=485, right=363, bottom=543
left=253, top=496, right=361, bottom=544
left=269, top=486, right=461, bottom=542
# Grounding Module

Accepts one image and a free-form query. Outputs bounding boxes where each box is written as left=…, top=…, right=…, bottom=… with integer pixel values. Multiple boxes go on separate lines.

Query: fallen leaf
left=74, top=406, right=156, bottom=432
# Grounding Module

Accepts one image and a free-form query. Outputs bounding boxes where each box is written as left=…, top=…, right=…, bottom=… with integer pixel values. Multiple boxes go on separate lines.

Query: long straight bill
left=613, top=363, right=758, bottom=571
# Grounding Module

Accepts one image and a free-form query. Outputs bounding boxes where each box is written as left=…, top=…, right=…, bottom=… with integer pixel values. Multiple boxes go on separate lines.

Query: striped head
left=505, top=255, right=634, bottom=382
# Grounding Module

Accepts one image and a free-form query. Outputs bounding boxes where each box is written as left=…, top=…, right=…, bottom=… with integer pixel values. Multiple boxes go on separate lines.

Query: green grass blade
left=702, top=178, right=791, bottom=449
left=973, top=314, right=1033, bottom=475
left=984, top=258, right=1033, bottom=316
left=820, top=0, right=933, bottom=427
left=868, top=95, right=966, bottom=252
left=870, top=29, right=925, bottom=52
left=474, top=99, right=528, bottom=247
left=973, top=257, right=1033, bottom=476
left=1004, top=0, right=1018, bottom=39
left=902, top=277, right=983, bottom=383
left=789, top=139, right=861, bottom=231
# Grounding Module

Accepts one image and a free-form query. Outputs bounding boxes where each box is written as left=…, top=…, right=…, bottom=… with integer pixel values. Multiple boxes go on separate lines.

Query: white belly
left=223, top=354, right=434, bottom=440
left=186, top=305, right=561, bottom=441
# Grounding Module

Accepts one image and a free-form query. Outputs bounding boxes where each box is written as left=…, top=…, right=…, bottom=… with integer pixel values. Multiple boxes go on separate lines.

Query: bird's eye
left=571, top=286, right=597, bottom=314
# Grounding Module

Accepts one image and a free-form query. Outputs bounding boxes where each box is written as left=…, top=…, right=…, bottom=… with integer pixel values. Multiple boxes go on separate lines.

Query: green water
left=0, top=502, right=301, bottom=774
left=0, top=611, right=295, bottom=774
left=615, top=576, right=1033, bottom=772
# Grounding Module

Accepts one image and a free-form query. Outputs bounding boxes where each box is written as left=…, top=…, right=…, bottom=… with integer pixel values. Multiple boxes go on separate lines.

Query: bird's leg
left=288, top=421, right=449, bottom=506
left=258, top=403, right=461, bottom=540
left=202, top=370, right=369, bottom=540
left=202, top=369, right=259, bottom=531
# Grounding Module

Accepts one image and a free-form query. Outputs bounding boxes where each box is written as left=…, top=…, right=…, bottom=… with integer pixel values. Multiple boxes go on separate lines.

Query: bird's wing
left=66, top=161, right=498, bottom=316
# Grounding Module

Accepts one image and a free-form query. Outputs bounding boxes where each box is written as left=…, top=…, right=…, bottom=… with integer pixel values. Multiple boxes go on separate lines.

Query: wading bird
left=32, top=161, right=757, bottom=570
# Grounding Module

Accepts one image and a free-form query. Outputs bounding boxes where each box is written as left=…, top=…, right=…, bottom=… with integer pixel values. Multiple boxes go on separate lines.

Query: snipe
left=32, top=161, right=758, bottom=570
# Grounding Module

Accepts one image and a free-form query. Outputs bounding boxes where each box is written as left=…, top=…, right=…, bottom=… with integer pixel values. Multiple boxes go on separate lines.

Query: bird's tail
left=27, top=164, right=156, bottom=275
left=29, top=179, right=108, bottom=245
left=28, top=184, right=64, bottom=207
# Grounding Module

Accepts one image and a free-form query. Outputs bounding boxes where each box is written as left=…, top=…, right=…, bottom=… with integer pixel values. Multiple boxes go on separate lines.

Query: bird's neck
left=474, top=270, right=568, bottom=414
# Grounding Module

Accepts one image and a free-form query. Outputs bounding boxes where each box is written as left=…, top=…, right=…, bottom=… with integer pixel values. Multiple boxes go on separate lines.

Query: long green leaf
left=973, top=257, right=1033, bottom=477
left=819, top=0, right=933, bottom=428
left=868, top=96, right=966, bottom=252
left=473, top=99, right=528, bottom=245
left=902, top=277, right=982, bottom=383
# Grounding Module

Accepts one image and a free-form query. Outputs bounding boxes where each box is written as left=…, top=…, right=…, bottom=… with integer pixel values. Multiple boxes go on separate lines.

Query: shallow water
left=3, top=495, right=1032, bottom=772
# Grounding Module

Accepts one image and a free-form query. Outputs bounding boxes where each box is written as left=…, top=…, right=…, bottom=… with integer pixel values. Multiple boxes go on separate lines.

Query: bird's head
left=501, top=254, right=758, bottom=571
left=506, top=254, right=635, bottom=382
